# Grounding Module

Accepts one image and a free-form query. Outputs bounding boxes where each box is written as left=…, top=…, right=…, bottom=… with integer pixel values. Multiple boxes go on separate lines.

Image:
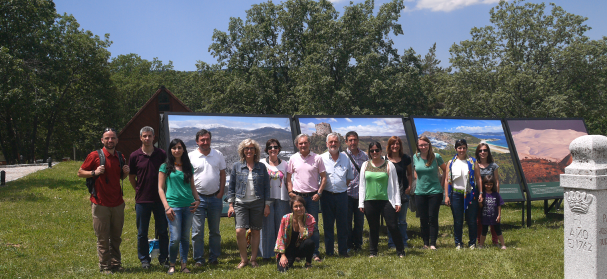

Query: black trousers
left=415, top=193, right=443, bottom=246
left=364, top=200, right=404, bottom=255
left=482, top=224, right=502, bottom=236
left=276, top=238, right=314, bottom=272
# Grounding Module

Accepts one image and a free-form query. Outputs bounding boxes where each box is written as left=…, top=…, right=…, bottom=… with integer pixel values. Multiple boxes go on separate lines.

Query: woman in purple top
left=478, top=175, right=506, bottom=249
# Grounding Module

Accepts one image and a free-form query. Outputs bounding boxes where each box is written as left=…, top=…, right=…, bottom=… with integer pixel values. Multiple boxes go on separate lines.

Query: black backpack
left=85, top=149, right=125, bottom=198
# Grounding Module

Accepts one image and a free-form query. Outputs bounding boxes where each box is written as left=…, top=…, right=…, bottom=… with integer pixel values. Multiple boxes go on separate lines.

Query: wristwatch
left=92, top=170, right=96, bottom=177
left=317, top=192, right=322, bottom=197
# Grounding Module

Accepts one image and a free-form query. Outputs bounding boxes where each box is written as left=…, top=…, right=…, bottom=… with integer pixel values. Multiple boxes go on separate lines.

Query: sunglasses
left=268, top=146, right=280, bottom=150
left=244, top=147, right=256, bottom=151
left=479, top=149, right=489, bottom=153
left=369, top=149, right=381, bottom=153
left=104, top=127, right=117, bottom=133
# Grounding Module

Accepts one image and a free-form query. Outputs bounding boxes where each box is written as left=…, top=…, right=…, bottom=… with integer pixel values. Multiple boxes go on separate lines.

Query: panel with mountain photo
left=296, top=116, right=409, bottom=156
left=411, top=117, right=524, bottom=201
left=506, top=119, right=587, bottom=200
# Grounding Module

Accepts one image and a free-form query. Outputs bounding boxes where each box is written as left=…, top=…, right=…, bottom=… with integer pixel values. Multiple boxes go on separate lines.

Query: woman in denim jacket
left=227, top=138, right=271, bottom=268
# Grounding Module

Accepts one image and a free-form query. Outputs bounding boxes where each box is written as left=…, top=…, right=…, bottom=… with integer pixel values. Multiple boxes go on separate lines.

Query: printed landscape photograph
left=412, top=118, right=523, bottom=201
left=296, top=116, right=410, bottom=156
left=167, top=114, right=294, bottom=170
left=506, top=119, right=587, bottom=199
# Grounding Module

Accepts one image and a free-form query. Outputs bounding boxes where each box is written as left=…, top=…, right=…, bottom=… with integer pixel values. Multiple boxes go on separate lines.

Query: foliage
left=206, top=0, right=427, bottom=116
left=0, top=0, right=115, bottom=163
left=439, top=0, right=607, bottom=135
left=0, top=162, right=564, bottom=278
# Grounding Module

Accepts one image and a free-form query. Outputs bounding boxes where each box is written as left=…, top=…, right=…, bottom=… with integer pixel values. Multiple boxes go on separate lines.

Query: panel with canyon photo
left=506, top=119, right=588, bottom=200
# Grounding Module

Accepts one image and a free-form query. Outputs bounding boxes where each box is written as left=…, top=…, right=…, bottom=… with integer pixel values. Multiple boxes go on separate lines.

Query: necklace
left=175, top=162, right=182, bottom=167
left=270, top=158, right=279, bottom=165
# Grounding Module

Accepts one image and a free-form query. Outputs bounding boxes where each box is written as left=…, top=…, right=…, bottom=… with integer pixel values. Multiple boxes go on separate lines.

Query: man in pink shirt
left=287, top=134, right=327, bottom=261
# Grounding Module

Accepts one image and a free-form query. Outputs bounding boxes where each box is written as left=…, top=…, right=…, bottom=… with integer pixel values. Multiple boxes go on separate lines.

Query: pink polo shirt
left=287, top=151, right=326, bottom=193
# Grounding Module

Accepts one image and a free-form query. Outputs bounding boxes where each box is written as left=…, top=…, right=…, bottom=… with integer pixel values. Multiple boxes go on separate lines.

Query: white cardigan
left=358, top=160, right=401, bottom=209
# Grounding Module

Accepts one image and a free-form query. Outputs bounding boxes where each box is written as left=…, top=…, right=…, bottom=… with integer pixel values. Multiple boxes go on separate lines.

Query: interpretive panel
left=505, top=119, right=588, bottom=200
left=295, top=116, right=410, bottom=156
left=411, top=117, right=525, bottom=202
left=165, top=113, right=294, bottom=214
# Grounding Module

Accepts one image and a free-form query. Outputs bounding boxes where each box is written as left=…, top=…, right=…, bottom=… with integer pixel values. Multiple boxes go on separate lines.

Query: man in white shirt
left=188, top=129, right=226, bottom=266
left=320, top=133, right=354, bottom=257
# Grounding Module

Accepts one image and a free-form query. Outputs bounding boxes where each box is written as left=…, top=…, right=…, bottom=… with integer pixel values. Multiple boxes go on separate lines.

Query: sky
left=298, top=117, right=406, bottom=136
left=413, top=118, right=506, bottom=135
left=507, top=119, right=588, bottom=134
left=168, top=115, right=291, bottom=130
left=53, top=0, right=607, bottom=71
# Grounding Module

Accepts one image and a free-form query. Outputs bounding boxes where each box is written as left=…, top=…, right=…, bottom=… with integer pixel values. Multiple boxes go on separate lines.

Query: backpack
left=86, top=149, right=125, bottom=198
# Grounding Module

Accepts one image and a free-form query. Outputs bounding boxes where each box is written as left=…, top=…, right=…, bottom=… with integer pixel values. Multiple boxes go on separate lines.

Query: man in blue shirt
left=320, top=132, right=354, bottom=257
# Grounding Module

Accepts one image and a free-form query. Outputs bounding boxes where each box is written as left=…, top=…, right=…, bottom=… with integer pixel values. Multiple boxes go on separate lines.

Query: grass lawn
left=0, top=162, right=564, bottom=278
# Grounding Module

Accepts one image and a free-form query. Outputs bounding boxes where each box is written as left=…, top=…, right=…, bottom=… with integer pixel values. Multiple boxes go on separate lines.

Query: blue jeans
left=450, top=192, right=478, bottom=247
left=320, top=192, right=348, bottom=255
left=347, top=195, right=364, bottom=250
left=388, top=198, right=409, bottom=248
left=259, top=200, right=290, bottom=259
left=302, top=195, right=320, bottom=256
left=192, top=195, right=223, bottom=263
left=135, top=202, right=168, bottom=264
left=167, top=207, right=193, bottom=264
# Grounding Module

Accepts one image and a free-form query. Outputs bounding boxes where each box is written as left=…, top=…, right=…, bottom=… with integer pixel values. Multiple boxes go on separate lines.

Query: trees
left=206, top=0, right=427, bottom=116
left=440, top=0, right=607, bottom=134
left=0, top=0, right=115, bottom=163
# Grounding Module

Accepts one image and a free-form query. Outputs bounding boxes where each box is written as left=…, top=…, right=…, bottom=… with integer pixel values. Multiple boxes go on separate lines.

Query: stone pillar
left=561, top=135, right=607, bottom=279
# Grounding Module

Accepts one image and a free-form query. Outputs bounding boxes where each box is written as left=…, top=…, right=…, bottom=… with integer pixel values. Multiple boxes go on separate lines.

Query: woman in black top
left=385, top=136, right=413, bottom=248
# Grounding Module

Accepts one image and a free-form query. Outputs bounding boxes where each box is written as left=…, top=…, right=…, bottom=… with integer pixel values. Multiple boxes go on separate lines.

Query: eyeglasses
left=369, top=149, right=381, bottom=153
left=479, top=149, right=489, bottom=153
left=268, top=146, right=280, bottom=150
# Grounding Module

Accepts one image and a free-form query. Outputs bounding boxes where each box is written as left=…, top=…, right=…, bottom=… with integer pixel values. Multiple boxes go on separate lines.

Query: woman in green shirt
left=158, top=139, right=201, bottom=275
left=413, top=136, right=446, bottom=250
left=358, top=141, right=404, bottom=258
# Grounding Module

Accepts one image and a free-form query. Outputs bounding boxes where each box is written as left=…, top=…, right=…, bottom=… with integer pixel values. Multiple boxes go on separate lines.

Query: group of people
left=78, top=126, right=506, bottom=275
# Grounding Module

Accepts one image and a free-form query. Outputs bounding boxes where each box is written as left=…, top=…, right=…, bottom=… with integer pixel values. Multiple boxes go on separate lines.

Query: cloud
left=299, top=122, right=317, bottom=135
left=169, top=119, right=288, bottom=131
left=315, top=118, right=337, bottom=122
left=451, top=125, right=503, bottom=133
left=413, top=0, right=500, bottom=12
left=344, top=118, right=353, bottom=122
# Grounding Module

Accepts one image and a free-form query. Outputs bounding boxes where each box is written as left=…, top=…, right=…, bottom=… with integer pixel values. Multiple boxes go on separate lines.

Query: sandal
left=313, top=255, right=322, bottom=262
left=236, top=261, right=248, bottom=269
left=250, top=261, right=259, bottom=268
left=167, top=266, right=175, bottom=275
left=180, top=267, right=191, bottom=273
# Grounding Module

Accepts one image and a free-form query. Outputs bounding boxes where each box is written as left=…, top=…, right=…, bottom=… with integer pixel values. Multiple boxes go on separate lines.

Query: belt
left=324, top=190, right=346, bottom=195
left=452, top=188, right=466, bottom=195
left=198, top=190, right=220, bottom=198
left=294, top=191, right=317, bottom=198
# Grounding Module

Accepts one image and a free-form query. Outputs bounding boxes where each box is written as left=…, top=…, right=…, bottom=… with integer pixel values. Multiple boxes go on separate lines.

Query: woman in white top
left=259, top=139, right=291, bottom=261
left=444, top=139, right=481, bottom=249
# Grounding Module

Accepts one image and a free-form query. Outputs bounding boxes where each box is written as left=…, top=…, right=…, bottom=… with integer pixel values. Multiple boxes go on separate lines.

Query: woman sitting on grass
left=158, top=139, right=200, bottom=275
left=274, top=195, right=316, bottom=272
left=478, top=175, right=506, bottom=249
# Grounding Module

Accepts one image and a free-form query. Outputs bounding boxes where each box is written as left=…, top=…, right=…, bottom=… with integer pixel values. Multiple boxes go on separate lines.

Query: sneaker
left=398, top=251, right=406, bottom=258
left=209, top=260, right=219, bottom=265
left=469, top=244, right=476, bottom=250
left=141, top=261, right=151, bottom=269
left=194, top=262, right=204, bottom=268
left=456, top=244, right=462, bottom=250
left=160, top=260, right=170, bottom=268
left=111, top=266, right=124, bottom=272
left=100, top=269, right=113, bottom=275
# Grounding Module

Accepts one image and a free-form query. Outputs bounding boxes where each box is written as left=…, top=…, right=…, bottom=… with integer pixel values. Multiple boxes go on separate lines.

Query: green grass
left=0, top=162, right=564, bottom=278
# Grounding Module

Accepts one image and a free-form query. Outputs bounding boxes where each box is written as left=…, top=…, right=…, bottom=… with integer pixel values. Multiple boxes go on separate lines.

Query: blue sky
left=298, top=117, right=406, bottom=136
left=413, top=118, right=506, bottom=135
left=168, top=115, right=291, bottom=130
left=53, top=0, right=607, bottom=71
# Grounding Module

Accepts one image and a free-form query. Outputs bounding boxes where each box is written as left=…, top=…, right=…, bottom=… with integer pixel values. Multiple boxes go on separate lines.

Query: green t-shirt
left=413, top=153, right=444, bottom=195
left=160, top=163, right=195, bottom=208
left=364, top=160, right=389, bottom=201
